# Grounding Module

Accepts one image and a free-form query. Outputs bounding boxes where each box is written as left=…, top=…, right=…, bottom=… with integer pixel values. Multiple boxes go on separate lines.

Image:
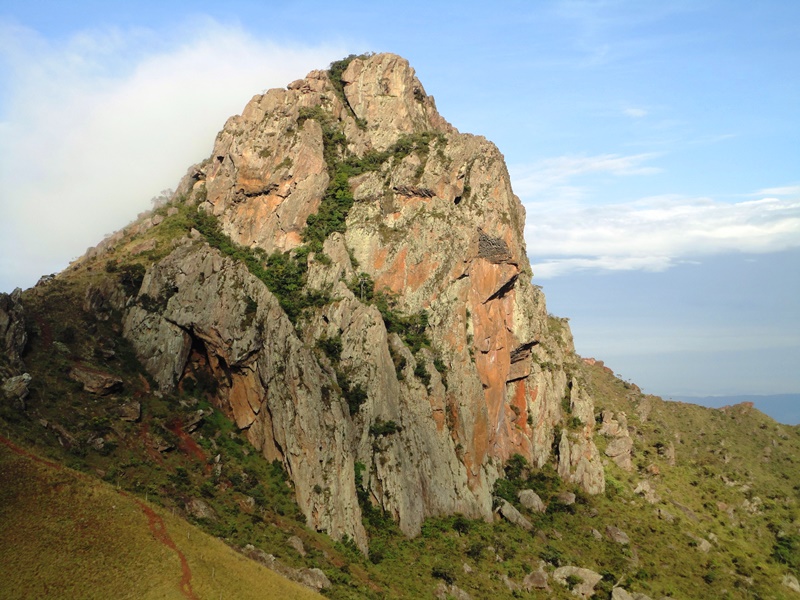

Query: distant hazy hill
left=670, top=394, right=800, bottom=426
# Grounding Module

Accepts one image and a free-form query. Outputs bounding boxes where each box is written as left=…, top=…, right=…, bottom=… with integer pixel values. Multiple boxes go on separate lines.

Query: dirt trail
left=167, top=419, right=210, bottom=473
left=123, top=491, right=198, bottom=600
left=0, top=435, right=197, bottom=599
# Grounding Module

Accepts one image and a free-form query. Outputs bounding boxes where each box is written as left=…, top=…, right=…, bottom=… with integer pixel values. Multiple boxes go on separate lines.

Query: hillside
left=0, top=436, right=323, bottom=600
left=1, top=53, right=799, bottom=599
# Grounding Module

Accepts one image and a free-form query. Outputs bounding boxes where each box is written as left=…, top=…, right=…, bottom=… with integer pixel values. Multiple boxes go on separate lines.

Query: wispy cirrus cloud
left=623, top=107, right=647, bottom=118
left=510, top=152, right=661, bottom=201
left=0, top=18, right=347, bottom=291
left=754, top=185, right=800, bottom=197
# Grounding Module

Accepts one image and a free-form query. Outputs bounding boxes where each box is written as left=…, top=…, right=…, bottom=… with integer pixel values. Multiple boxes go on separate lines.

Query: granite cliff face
left=113, top=53, right=604, bottom=550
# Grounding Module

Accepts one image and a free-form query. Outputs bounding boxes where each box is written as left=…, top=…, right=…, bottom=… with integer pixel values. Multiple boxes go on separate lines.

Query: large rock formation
left=118, top=53, right=604, bottom=549
left=0, top=288, right=27, bottom=368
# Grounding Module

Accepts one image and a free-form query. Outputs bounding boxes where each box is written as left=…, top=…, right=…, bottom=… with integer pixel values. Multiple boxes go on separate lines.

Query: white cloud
left=510, top=152, right=661, bottom=200
left=525, top=194, right=800, bottom=278
left=623, top=107, right=647, bottom=118
left=0, top=19, right=347, bottom=291
left=754, top=185, right=800, bottom=197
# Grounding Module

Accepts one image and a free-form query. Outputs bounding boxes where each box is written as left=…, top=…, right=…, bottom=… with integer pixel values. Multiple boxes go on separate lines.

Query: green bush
left=117, top=263, right=146, bottom=295
left=317, top=334, right=343, bottom=363
left=369, top=419, right=402, bottom=437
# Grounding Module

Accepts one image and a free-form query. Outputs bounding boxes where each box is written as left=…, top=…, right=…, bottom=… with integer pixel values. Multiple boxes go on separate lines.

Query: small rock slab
left=2, top=373, right=31, bottom=400
left=186, top=497, right=217, bottom=521
left=556, top=491, right=576, bottom=505
left=496, top=499, right=533, bottom=531
left=69, top=365, right=123, bottom=395
left=553, top=566, right=602, bottom=598
left=606, top=525, right=630, bottom=545
left=119, top=401, right=141, bottom=422
left=287, top=535, right=306, bottom=556
left=523, top=569, right=549, bottom=591
left=518, top=489, right=547, bottom=512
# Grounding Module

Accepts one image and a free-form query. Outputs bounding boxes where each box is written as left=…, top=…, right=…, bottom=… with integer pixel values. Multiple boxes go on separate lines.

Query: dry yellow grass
left=0, top=441, right=322, bottom=600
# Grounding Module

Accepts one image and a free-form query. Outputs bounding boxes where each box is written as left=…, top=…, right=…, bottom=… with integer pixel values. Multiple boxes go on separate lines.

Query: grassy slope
left=0, top=439, right=322, bottom=600
left=2, top=203, right=800, bottom=598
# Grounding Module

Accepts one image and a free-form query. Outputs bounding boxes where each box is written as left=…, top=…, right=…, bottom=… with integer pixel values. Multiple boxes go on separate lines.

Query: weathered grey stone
left=523, top=569, right=549, bottom=591
left=287, top=535, right=306, bottom=556
left=68, top=365, right=123, bottom=395
left=656, top=508, right=675, bottom=522
left=496, top=500, right=533, bottom=531
left=518, top=489, right=547, bottom=512
left=242, top=545, right=330, bottom=590
left=634, top=480, right=660, bottom=504
left=2, top=373, right=31, bottom=401
left=605, top=436, right=634, bottom=471
left=557, top=491, right=577, bottom=505
left=612, top=588, right=654, bottom=600
left=783, top=574, right=800, bottom=593
left=0, top=288, right=26, bottom=365
left=606, top=525, right=630, bottom=545
left=553, top=566, right=603, bottom=597
left=185, top=498, right=217, bottom=521
left=558, top=429, right=605, bottom=494
left=118, top=401, right=141, bottom=422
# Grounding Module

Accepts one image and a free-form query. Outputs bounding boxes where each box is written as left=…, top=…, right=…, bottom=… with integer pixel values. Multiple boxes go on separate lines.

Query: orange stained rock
left=372, top=247, right=388, bottom=271
left=228, top=370, right=261, bottom=429
left=374, top=247, right=407, bottom=295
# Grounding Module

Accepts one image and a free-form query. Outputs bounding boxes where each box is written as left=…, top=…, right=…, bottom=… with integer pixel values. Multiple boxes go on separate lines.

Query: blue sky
left=1, top=1, right=798, bottom=402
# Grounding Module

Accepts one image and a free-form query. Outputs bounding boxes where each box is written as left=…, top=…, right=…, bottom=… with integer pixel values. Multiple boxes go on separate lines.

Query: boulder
left=605, top=436, right=634, bottom=471
left=606, top=525, right=630, bottom=545
left=523, top=569, right=549, bottom=591
left=2, top=373, right=31, bottom=401
left=553, top=566, right=603, bottom=597
left=557, top=491, right=576, bottom=505
left=287, top=535, right=306, bottom=556
left=612, top=589, right=653, bottom=600
left=518, top=489, right=546, bottom=512
left=496, top=500, right=533, bottom=531
left=118, top=401, right=141, bottom=422
left=783, top=574, right=800, bottom=593
left=68, top=365, right=123, bottom=395
left=242, top=544, right=330, bottom=591
left=634, top=480, right=660, bottom=504
left=185, top=498, right=217, bottom=521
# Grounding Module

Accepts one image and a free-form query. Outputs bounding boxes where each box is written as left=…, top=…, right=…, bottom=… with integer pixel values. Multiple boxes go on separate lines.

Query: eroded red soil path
left=123, top=491, right=197, bottom=600
left=167, top=419, right=209, bottom=471
left=0, top=435, right=197, bottom=600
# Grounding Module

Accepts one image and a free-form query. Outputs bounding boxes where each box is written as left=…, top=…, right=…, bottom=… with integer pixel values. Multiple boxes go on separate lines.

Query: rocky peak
left=98, top=53, right=603, bottom=551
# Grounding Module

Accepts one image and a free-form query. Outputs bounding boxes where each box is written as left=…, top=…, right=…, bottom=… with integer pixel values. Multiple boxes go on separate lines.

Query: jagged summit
left=33, top=53, right=604, bottom=551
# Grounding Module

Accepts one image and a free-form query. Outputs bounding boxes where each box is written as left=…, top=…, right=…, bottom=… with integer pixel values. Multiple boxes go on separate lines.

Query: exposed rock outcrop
left=0, top=288, right=27, bottom=367
left=120, top=53, right=604, bottom=549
